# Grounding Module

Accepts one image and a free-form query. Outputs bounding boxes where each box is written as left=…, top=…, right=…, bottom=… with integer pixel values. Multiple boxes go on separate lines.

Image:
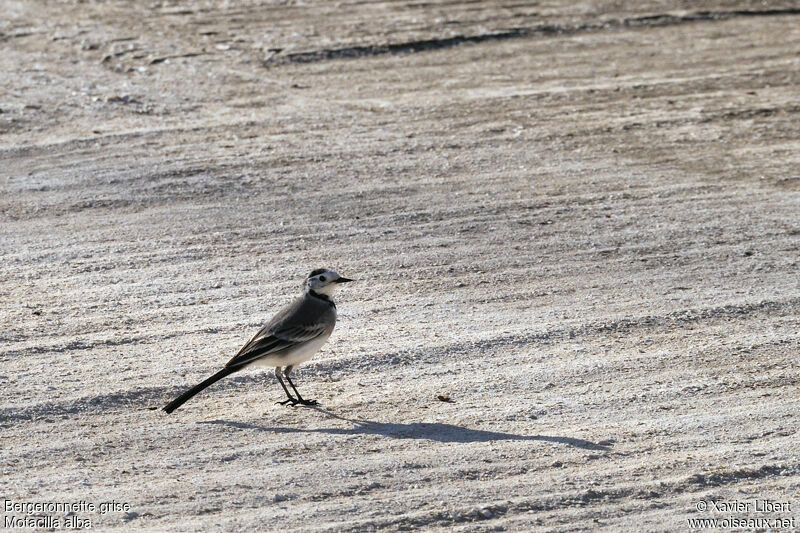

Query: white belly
left=249, top=332, right=332, bottom=369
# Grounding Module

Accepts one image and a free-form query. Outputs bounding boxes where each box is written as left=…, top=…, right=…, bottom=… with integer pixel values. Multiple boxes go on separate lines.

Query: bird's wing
left=224, top=332, right=291, bottom=369
left=224, top=296, right=332, bottom=369
left=225, top=323, right=328, bottom=369
left=273, top=323, right=330, bottom=343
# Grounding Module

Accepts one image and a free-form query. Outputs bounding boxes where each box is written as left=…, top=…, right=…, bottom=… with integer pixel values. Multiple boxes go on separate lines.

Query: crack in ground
left=264, top=9, right=800, bottom=66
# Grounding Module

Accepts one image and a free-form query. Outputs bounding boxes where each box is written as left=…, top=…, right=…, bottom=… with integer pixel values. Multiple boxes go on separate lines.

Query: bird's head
left=305, top=268, right=354, bottom=296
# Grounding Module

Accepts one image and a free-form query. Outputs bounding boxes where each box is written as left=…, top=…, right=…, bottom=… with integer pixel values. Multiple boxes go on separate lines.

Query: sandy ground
left=2, top=1, right=799, bottom=531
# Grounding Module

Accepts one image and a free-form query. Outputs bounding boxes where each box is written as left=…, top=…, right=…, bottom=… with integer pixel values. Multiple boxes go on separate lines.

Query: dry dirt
left=1, top=1, right=799, bottom=531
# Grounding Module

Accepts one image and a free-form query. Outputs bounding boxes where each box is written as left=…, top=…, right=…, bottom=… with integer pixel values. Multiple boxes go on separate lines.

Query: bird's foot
left=297, top=398, right=318, bottom=406
left=276, top=398, right=299, bottom=406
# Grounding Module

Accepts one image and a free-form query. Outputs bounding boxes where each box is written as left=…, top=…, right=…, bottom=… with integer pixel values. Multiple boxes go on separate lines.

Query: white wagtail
left=163, top=268, right=353, bottom=413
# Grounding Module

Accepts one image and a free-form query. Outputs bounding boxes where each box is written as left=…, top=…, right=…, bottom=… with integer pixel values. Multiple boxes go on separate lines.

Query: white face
left=305, top=269, right=350, bottom=295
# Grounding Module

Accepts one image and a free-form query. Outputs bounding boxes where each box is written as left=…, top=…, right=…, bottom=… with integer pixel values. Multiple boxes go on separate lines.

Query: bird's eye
left=319, top=276, right=326, bottom=282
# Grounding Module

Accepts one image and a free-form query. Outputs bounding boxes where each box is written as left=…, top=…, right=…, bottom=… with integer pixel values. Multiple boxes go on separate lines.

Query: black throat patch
left=309, top=289, right=335, bottom=308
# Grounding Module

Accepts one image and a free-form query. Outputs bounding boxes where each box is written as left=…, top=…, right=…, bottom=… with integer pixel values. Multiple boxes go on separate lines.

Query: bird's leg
left=283, top=365, right=318, bottom=406
left=274, top=367, right=298, bottom=406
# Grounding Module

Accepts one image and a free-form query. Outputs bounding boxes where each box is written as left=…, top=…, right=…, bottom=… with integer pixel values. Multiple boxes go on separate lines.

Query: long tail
left=163, top=366, right=240, bottom=414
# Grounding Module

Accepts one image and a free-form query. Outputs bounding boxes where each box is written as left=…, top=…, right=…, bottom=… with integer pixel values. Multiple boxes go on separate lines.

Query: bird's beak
left=335, top=277, right=354, bottom=283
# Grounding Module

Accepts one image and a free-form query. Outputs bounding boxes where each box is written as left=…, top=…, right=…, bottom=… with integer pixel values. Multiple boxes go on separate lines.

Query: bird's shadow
left=199, top=407, right=612, bottom=451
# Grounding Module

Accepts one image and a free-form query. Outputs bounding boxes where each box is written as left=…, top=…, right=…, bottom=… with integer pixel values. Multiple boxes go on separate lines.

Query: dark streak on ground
left=265, top=8, right=800, bottom=65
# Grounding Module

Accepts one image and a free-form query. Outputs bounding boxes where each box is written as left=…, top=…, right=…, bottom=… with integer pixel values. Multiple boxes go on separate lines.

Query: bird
left=163, top=268, right=353, bottom=413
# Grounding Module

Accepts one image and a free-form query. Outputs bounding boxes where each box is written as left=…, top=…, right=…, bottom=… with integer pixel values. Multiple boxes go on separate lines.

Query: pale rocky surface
left=1, top=1, right=799, bottom=531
